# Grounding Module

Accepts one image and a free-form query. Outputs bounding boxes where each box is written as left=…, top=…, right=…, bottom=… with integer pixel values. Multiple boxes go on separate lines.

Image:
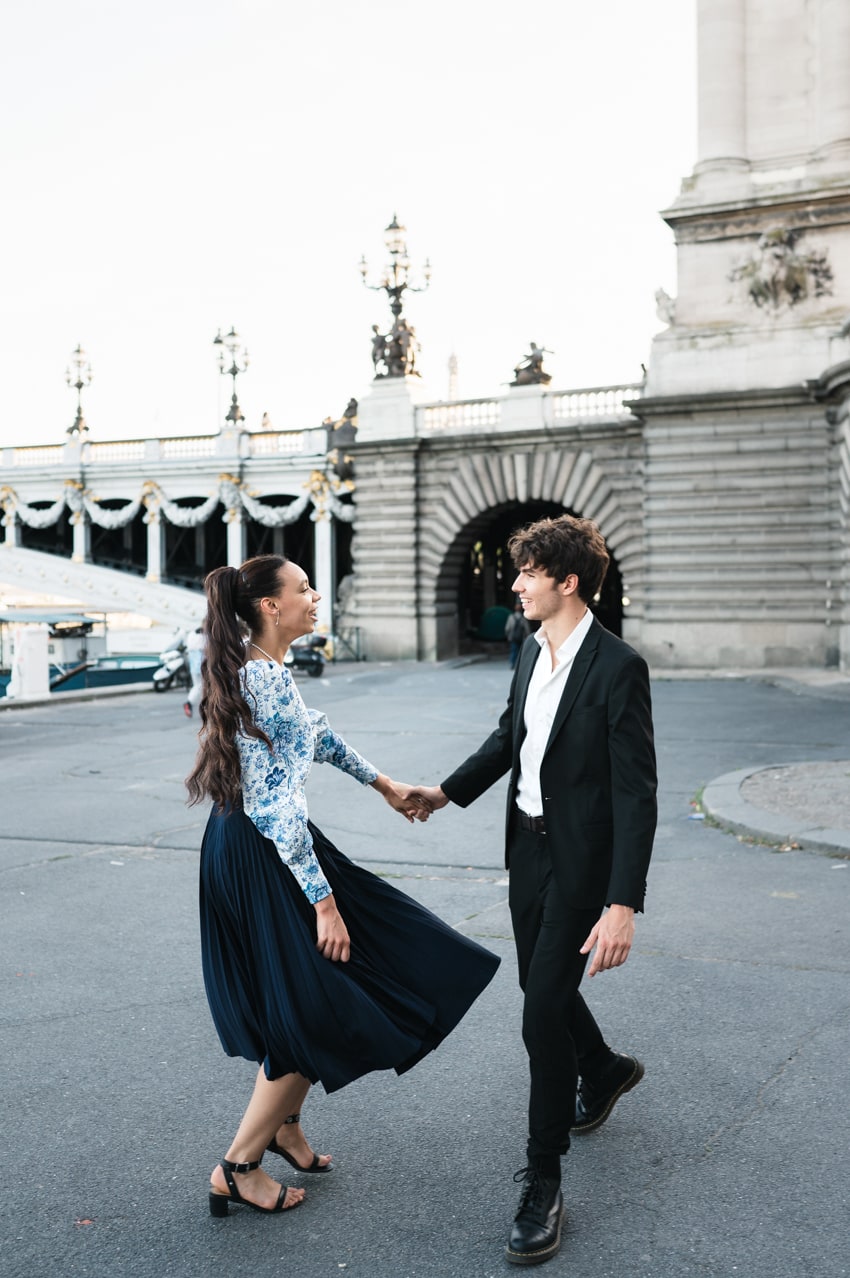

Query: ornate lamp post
left=66, top=343, right=93, bottom=436
left=360, top=215, right=431, bottom=378
left=213, top=326, right=250, bottom=426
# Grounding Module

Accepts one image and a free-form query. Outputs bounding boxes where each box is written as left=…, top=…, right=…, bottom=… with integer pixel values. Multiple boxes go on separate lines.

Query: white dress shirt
left=516, top=608, right=594, bottom=817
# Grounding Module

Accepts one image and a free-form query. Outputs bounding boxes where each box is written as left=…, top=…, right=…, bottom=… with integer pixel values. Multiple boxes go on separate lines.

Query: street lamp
left=66, top=343, right=93, bottom=436
left=213, top=326, right=250, bottom=427
left=360, top=215, right=431, bottom=377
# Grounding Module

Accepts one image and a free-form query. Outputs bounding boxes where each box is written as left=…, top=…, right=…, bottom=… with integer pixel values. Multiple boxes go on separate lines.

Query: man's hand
left=371, top=773, right=434, bottom=822
left=406, top=784, right=450, bottom=812
left=314, top=893, right=350, bottom=962
left=580, top=904, right=635, bottom=977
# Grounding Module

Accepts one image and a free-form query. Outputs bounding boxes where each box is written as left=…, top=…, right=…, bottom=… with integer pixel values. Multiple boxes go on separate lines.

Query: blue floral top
left=237, top=659, right=378, bottom=903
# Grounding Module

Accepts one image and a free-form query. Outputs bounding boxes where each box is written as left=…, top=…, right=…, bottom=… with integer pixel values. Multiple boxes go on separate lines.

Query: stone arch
left=418, top=447, right=643, bottom=658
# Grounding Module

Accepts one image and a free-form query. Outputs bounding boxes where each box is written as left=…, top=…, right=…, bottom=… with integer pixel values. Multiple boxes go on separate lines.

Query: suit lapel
left=512, top=636, right=539, bottom=751
left=544, top=618, right=601, bottom=754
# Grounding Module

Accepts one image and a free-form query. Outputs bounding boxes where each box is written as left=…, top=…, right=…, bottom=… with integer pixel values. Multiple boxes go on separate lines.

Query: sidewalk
left=660, top=667, right=850, bottom=857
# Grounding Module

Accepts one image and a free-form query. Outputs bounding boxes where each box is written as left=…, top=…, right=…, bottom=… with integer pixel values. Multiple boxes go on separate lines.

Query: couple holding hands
left=187, top=512, right=657, bottom=1267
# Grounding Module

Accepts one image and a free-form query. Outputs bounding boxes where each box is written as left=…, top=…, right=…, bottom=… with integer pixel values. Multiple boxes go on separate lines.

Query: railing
left=86, top=440, right=147, bottom=462
left=248, top=430, right=308, bottom=456
left=159, top=436, right=218, bottom=459
left=11, top=445, right=65, bottom=466
left=417, top=398, right=502, bottom=432
left=549, top=384, right=643, bottom=420
left=4, top=386, right=644, bottom=475
left=415, top=383, right=643, bottom=435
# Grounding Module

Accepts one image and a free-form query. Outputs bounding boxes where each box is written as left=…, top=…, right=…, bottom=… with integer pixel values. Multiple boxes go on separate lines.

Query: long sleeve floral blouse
left=237, top=658, right=378, bottom=903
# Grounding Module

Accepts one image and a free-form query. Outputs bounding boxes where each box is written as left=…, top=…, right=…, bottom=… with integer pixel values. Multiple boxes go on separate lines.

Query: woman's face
left=268, top=561, right=321, bottom=639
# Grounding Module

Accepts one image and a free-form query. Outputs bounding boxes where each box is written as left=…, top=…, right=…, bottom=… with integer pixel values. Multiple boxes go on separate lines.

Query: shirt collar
left=533, top=608, right=593, bottom=663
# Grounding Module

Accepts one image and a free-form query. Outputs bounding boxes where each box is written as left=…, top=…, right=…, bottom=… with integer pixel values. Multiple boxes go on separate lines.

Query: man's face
left=512, top=562, right=572, bottom=624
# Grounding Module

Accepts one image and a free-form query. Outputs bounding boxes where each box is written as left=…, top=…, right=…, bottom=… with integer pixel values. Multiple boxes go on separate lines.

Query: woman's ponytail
left=185, top=559, right=282, bottom=808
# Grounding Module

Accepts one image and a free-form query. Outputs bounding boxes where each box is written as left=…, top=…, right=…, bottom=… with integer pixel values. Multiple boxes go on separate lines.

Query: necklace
left=249, top=641, right=280, bottom=665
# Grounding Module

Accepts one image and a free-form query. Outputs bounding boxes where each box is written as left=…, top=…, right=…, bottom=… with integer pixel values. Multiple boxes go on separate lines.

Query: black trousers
left=508, top=824, right=613, bottom=1161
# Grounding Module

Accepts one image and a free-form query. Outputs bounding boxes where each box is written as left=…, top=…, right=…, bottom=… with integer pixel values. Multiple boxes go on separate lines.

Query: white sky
left=0, top=0, right=696, bottom=450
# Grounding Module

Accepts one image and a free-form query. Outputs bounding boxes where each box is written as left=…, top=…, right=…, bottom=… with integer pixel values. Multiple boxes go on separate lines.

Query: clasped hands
left=371, top=775, right=449, bottom=823
left=319, top=778, right=447, bottom=962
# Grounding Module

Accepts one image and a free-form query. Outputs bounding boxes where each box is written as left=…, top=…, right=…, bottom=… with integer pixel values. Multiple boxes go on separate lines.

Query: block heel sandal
left=208, top=1158, right=300, bottom=1216
left=266, top=1112, right=332, bottom=1174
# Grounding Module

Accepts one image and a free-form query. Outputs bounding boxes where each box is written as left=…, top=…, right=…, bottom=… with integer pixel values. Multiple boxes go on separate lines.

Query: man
left=413, top=514, right=657, bottom=1266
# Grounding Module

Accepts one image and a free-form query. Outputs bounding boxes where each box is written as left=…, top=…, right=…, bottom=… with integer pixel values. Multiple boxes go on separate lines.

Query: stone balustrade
left=414, top=383, right=642, bottom=437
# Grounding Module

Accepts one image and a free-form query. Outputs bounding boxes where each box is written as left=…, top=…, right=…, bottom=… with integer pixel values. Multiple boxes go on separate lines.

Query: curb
left=702, top=764, right=850, bottom=858
left=0, top=681, right=155, bottom=711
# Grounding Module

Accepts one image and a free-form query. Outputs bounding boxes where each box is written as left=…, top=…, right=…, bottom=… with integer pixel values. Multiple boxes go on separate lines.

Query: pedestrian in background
left=505, top=598, right=531, bottom=669
left=186, top=554, right=499, bottom=1219
left=183, top=625, right=206, bottom=717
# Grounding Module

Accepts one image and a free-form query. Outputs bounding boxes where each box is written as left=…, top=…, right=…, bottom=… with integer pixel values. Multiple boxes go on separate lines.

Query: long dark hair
left=186, top=554, right=288, bottom=809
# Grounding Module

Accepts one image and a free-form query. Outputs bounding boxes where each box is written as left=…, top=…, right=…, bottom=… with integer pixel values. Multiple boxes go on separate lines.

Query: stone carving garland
left=0, top=474, right=354, bottom=531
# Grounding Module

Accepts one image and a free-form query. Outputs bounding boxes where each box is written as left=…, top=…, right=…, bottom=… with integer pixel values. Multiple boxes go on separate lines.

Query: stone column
left=818, top=0, right=850, bottom=167
left=145, top=508, right=164, bottom=583
left=312, top=512, right=334, bottom=632
left=2, top=511, right=21, bottom=547
left=70, top=510, right=90, bottom=563
left=356, top=377, right=423, bottom=442
left=225, top=506, right=245, bottom=568
left=345, top=441, right=421, bottom=661
left=695, top=0, right=748, bottom=175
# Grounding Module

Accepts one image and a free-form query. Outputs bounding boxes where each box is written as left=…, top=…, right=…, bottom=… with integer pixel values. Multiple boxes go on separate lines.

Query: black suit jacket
left=441, top=618, right=657, bottom=912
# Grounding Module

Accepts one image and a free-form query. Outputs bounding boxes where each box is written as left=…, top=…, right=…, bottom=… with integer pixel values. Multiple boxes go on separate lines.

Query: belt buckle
left=518, top=809, right=545, bottom=835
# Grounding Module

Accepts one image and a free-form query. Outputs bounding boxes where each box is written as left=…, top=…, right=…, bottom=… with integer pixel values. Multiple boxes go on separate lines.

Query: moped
left=285, top=633, right=327, bottom=678
left=152, top=634, right=191, bottom=692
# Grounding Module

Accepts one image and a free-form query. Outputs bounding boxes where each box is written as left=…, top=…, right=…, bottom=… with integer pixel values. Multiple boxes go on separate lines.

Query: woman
left=186, top=554, right=499, bottom=1218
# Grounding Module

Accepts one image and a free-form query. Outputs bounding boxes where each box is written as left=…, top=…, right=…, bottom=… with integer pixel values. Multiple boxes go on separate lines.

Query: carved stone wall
left=638, top=387, right=838, bottom=668
left=651, top=1, right=850, bottom=400
left=349, top=420, right=646, bottom=662
left=821, top=361, right=850, bottom=668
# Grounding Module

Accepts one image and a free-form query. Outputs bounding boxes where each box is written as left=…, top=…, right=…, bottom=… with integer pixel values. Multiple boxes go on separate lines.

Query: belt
left=517, top=809, right=546, bottom=835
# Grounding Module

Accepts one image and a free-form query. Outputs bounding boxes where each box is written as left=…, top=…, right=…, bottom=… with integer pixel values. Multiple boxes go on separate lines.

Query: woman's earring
left=274, top=610, right=280, bottom=628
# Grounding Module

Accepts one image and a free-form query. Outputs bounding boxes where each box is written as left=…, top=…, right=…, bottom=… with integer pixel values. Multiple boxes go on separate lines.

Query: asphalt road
left=2, top=662, right=848, bottom=1278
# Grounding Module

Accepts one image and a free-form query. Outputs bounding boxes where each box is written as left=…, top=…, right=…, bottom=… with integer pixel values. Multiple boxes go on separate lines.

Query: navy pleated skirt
left=199, top=806, right=500, bottom=1092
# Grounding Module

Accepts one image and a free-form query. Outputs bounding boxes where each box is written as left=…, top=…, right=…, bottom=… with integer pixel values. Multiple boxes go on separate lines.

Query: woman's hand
left=314, top=893, right=350, bottom=962
left=371, top=773, right=433, bottom=823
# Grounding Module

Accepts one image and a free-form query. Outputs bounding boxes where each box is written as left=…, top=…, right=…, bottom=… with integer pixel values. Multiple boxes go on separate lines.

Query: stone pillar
left=145, top=509, right=164, bottom=583
left=817, top=0, right=850, bottom=168
left=501, top=383, right=548, bottom=432
left=2, top=511, right=21, bottom=547
left=312, top=513, right=334, bottom=632
left=356, top=377, right=424, bottom=443
left=346, top=441, right=421, bottom=660
left=695, top=0, right=748, bottom=177
left=70, top=511, right=90, bottom=563
left=225, top=507, right=245, bottom=568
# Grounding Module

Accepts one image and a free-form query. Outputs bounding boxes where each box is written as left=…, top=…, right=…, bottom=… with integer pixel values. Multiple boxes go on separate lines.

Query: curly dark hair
left=185, top=554, right=288, bottom=810
left=507, top=514, right=609, bottom=603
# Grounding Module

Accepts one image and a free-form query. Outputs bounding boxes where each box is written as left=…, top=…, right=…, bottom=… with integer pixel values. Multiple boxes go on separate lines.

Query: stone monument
left=639, top=0, right=850, bottom=670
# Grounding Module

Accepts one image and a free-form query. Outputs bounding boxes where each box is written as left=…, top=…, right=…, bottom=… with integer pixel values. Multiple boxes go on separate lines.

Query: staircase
left=0, top=547, right=205, bottom=629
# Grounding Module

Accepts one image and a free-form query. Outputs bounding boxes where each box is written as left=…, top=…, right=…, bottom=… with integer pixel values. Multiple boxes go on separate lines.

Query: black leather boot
left=574, top=1052, right=644, bottom=1133
left=505, top=1167, right=563, bottom=1266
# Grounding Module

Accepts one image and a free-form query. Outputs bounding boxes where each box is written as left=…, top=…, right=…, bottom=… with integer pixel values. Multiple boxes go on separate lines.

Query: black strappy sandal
left=266, top=1112, right=333, bottom=1174
left=208, top=1158, right=300, bottom=1217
